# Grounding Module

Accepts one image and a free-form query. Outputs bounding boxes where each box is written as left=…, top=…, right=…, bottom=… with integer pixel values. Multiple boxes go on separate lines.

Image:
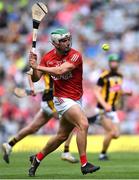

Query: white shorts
left=95, top=107, right=120, bottom=124
left=41, top=101, right=56, bottom=117
left=53, top=97, right=82, bottom=118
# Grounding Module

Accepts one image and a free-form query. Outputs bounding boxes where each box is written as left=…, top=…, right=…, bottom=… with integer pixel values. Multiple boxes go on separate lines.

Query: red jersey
left=40, top=48, right=83, bottom=100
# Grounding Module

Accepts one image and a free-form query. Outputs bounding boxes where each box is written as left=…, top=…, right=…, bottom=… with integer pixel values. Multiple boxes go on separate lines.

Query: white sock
left=82, top=162, right=87, bottom=167
left=36, top=157, right=40, bottom=163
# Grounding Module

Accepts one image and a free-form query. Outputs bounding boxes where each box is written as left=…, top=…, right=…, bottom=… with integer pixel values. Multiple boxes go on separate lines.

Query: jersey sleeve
left=68, top=53, right=82, bottom=67
left=97, top=77, right=104, bottom=87
left=39, top=55, right=47, bottom=67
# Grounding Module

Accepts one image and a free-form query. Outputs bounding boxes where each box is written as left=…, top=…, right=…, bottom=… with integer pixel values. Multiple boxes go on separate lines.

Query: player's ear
left=51, top=41, right=59, bottom=48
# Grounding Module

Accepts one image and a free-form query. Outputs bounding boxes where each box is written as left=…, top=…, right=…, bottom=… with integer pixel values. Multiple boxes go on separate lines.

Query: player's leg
left=63, top=105, right=88, bottom=156
left=28, top=117, right=74, bottom=176
left=99, top=116, right=120, bottom=160
left=45, top=99, right=78, bottom=162
left=2, top=105, right=52, bottom=164
left=29, top=98, right=100, bottom=176
left=45, top=99, right=78, bottom=163
left=61, top=130, right=79, bottom=163
left=62, top=104, right=100, bottom=174
left=12, top=100, right=56, bottom=143
left=14, top=110, right=50, bottom=141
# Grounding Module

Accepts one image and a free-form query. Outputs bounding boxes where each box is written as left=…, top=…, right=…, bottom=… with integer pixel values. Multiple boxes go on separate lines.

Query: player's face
left=109, top=61, right=119, bottom=71
left=58, top=36, right=72, bottom=53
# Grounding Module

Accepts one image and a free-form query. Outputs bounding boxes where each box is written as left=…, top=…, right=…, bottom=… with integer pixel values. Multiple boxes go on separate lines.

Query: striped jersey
left=97, top=70, right=123, bottom=111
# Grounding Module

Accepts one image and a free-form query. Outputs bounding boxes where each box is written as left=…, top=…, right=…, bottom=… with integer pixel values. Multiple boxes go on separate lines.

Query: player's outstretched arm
left=36, top=62, right=75, bottom=76
left=122, top=90, right=132, bottom=96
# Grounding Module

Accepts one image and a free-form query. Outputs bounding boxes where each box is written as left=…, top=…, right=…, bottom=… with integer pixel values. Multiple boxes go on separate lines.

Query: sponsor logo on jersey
left=110, top=85, right=121, bottom=92
left=52, top=71, right=73, bottom=80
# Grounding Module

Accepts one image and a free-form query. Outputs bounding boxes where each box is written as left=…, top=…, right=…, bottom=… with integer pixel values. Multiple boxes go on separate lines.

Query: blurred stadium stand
left=0, top=0, right=139, bottom=143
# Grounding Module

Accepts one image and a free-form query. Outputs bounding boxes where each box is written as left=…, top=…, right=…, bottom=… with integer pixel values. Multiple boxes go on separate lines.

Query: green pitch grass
left=0, top=152, right=139, bottom=179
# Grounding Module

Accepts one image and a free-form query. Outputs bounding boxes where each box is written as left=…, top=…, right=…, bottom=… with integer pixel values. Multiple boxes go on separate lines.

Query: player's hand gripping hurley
left=15, top=3, right=48, bottom=98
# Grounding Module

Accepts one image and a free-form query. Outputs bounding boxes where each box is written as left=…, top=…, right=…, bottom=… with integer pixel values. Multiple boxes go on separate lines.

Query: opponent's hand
left=104, top=103, right=112, bottom=112
left=29, top=52, right=38, bottom=69
left=123, top=90, right=133, bottom=96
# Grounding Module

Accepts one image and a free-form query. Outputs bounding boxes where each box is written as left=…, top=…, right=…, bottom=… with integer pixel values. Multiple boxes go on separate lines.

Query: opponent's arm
left=94, top=85, right=111, bottom=112
left=121, top=90, right=132, bottom=96
left=121, top=79, right=132, bottom=96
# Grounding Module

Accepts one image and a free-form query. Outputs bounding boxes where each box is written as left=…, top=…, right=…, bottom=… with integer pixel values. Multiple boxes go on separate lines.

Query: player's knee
left=79, top=120, right=89, bottom=131
left=114, top=132, right=120, bottom=139
left=110, top=130, right=120, bottom=139
left=57, top=133, right=68, bottom=142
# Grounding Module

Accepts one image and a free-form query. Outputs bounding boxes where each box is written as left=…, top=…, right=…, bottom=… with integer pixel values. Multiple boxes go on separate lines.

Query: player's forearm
left=36, top=62, right=75, bottom=76
left=95, top=91, right=108, bottom=108
left=122, top=90, right=132, bottom=96
left=37, top=65, right=66, bottom=76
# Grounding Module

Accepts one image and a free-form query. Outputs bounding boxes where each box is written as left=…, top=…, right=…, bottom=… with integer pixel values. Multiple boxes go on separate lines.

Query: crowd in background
left=0, top=0, right=139, bottom=142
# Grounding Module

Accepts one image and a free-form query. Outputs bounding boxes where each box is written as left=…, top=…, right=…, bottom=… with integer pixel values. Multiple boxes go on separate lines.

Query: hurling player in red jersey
left=28, top=28, right=100, bottom=176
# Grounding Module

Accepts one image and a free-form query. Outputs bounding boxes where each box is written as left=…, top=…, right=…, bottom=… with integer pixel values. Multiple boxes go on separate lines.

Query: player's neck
left=56, top=49, right=69, bottom=57
left=110, top=69, right=118, bottom=74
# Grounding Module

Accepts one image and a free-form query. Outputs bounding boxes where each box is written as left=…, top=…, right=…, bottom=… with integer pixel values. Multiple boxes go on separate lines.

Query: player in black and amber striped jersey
left=94, top=54, right=132, bottom=160
left=2, top=73, right=78, bottom=164
left=96, top=68, right=123, bottom=111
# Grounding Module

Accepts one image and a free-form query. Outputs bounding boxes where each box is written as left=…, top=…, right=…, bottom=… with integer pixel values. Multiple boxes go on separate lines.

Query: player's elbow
left=94, top=86, right=101, bottom=96
left=31, top=76, right=40, bottom=82
left=54, top=64, right=74, bottom=76
left=31, top=73, right=42, bottom=82
left=55, top=69, right=63, bottom=76
left=54, top=68, right=67, bottom=76
left=94, top=89, right=99, bottom=98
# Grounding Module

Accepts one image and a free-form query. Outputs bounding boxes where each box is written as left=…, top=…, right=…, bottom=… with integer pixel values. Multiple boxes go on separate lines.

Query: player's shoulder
left=68, top=48, right=82, bottom=62
left=69, top=48, right=82, bottom=56
left=43, top=49, right=55, bottom=59
left=117, top=71, right=123, bottom=78
left=99, top=70, right=110, bottom=78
